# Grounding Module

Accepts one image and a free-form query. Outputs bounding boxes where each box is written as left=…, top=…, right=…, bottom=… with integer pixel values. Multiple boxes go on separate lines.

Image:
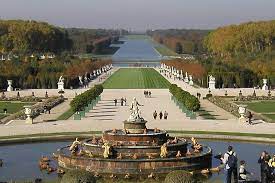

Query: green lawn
left=235, top=100, right=275, bottom=122
left=0, top=114, right=7, bottom=119
left=103, top=68, right=171, bottom=89
left=125, top=35, right=151, bottom=40
left=0, top=101, right=35, bottom=114
left=155, top=46, right=178, bottom=56
left=56, top=108, right=74, bottom=120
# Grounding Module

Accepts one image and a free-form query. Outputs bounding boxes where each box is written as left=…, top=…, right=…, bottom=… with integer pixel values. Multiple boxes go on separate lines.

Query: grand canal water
left=0, top=140, right=274, bottom=182
left=112, top=37, right=162, bottom=66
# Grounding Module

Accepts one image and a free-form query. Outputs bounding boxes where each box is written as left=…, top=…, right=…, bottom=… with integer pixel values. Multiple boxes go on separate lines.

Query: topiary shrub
left=164, top=170, right=194, bottom=183
left=61, top=169, right=96, bottom=183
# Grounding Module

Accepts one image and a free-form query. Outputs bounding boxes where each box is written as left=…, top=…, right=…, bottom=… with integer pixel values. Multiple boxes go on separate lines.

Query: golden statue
left=69, top=138, right=81, bottom=155
left=160, top=143, right=168, bottom=158
left=191, top=137, right=202, bottom=152
left=102, top=142, right=112, bottom=158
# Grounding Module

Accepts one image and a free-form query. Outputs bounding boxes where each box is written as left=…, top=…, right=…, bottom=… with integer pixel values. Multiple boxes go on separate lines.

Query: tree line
left=0, top=57, right=111, bottom=90
left=0, top=20, right=122, bottom=55
left=147, top=29, right=209, bottom=54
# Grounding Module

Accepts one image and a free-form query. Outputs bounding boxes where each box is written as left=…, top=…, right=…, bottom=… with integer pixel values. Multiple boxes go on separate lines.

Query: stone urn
left=238, top=105, right=247, bottom=123
left=24, top=105, right=33, bottom=124
left=262, top=79, right=268, bottom=90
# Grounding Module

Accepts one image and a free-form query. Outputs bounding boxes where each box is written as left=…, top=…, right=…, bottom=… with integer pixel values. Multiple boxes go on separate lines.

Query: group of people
left=258, top=151, right=275, bottom=182
left=114, top=97, right=127, bottom=106
left=220, top=145, right=275, bottom=183
left=144, top=91, right=152, bottom=98
left=153, top=110, right=168, bottom=120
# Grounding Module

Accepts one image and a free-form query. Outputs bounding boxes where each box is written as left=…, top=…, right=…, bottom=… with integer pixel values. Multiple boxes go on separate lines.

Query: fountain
left=55, top=98, right=212, bottom=177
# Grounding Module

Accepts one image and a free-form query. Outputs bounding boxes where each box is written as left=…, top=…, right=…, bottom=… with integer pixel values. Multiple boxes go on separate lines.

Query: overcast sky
left=0, top=0, right=274, bottom=31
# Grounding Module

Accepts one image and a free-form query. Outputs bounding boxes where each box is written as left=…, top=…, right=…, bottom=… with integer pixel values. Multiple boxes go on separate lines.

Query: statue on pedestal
left=57, top=76, right=65, bottom=91
left=127, top=97, right=144, bottom=122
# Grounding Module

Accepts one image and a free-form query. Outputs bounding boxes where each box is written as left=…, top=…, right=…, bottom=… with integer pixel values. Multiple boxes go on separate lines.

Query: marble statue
left=160, top=143, right=168, bottom=158
left=57, top=76, right=65, bottom=91
left=208, top=75, right=216, bottom=90
left=127, top=97, right=143, bottom=122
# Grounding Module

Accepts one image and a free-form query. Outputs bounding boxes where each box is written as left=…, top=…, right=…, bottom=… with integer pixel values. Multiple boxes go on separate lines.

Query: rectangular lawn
left=242, top=101, right=275, bottom=113
left=103, top=68, right=170, bottom=89
left=0, top=101, right=35, bottom=114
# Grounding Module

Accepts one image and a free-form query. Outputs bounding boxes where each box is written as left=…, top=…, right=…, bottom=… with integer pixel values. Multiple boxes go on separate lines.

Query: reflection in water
left=0, top=140, right=274, bottom=182
left=112, top=39, right=162, bottom=66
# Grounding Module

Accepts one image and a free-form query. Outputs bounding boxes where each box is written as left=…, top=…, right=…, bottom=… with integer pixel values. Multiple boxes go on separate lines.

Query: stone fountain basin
left=57, top=145, right=212, bottom=174
left=83, top=138, right=188, bottom=157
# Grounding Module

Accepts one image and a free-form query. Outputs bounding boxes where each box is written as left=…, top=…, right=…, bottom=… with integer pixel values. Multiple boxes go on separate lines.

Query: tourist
left=268, top=155, right=275, bottom=176
left=247, top=111, right=253, bottom=125
left=196, top=92, right=201, bottom=100
left=124, top=97, right=127, bottom=106
left=239, top=160, right=253, bottom=181
left=159, top=111, right=163, bottom=120
left=258, top=151, right=271, bottom=183
left=121, top=98, right=124, bottom=106
left=114, top=99, right=117, bottom=106
left=221, top=145, right=238, bottom=183
left=153, top=111, right=157, bottom=120
left=44, top=105, right=47, bottom=113
left=148, top=91, right=151, bottom=98
left=164, top=111, right=168, bottom=120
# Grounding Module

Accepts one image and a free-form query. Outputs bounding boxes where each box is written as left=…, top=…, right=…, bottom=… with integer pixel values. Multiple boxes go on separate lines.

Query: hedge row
left=70, top=84, right=103, bottom=112
left=169, top=84, right=200, bottom=111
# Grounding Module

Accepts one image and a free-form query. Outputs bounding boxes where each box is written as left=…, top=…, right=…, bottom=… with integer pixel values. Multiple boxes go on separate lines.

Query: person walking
left=148, top=91, right=151, bottom=98
left=221, top=145, right=238, bottom=183
left=114, top=99, right=117, bottom=106
left=159, top=111, right=163, bottom=120
left=164, top=111, right=168, bottom=120
left=120, top=98, right=124, bottom=106
left=124, top=97, right=127, bottom=106
left=258, top=151, right=271, bottom=183
left=153, top=111, right=157, bottom=120
left=247, top=111, right=253, bottom=125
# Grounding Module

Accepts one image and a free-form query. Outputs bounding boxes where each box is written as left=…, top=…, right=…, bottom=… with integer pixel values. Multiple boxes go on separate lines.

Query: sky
left=0, top=0, right=275, bottom=31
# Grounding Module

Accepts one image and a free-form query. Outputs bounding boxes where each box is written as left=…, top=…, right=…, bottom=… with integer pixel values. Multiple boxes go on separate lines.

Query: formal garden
left=103, top=68, right=170, bottom=89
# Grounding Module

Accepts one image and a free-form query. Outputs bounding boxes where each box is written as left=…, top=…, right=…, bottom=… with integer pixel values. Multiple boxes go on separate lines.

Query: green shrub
left=61, top=170, right=96, bottom=183
left=169, top=84, right=200, bottom=111
left=164, top=170, right=194, bottom=183
left=70, top=84, right=103, bottom=112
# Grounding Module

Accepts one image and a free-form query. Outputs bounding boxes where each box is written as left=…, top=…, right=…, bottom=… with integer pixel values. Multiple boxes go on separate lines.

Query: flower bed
left=0, top=95, right=42, bottom=102
left=1, top=96, right=64, bottom=123
left=208, top=96, right=239, bottom=117
left=233, top=95, right=275, bottom=102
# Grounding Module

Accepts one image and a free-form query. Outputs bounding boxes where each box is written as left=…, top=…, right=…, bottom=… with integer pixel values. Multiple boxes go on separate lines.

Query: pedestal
left=24, top=106, right=33, bottom=124
left=123, top=121, right=147, bottom=134
left=208, top=81, right=216, bottom=90
left=238, top=105, right=247, bottom=123
left=58, top=82, right=64, bottom=91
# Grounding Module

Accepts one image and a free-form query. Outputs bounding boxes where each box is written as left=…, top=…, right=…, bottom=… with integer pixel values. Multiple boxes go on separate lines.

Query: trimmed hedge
left=70, top=84, right=103, bottom=112
left=169, top=84, right=200, bottom=111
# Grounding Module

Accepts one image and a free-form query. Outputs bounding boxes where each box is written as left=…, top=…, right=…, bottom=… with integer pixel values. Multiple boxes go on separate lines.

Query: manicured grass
left=56, top=108, right=74, bottom=120
left=243, top=101, right=275, bottom=113
left=236, top=100, right=275, bottom=122
left=0, top=101, right=35, bottom=114
left=263, top=114, right=275, bottom=120
left=0, top=114, right=7, bottom=119
left=155, top=46, right=178, bottom=56
left=103, top=68, right=171, bottom=89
